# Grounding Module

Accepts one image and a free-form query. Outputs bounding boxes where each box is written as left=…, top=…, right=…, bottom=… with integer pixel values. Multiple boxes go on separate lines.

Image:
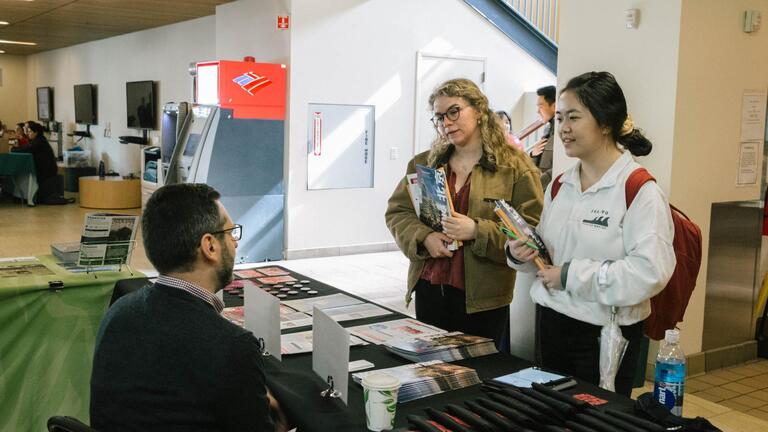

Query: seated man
left=91, top=183, right=289, bottom=431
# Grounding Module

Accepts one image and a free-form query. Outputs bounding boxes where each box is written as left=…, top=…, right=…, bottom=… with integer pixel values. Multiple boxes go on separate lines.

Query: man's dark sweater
left=90, top=283, right=275, bottom=432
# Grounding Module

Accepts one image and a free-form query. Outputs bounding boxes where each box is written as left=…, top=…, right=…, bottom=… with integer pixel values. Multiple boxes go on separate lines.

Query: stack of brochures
left=50, top=242, right=80, bottom=264
left=352, top=360, right=481, bottom=402
left=385, top=331, right=498, bottom=363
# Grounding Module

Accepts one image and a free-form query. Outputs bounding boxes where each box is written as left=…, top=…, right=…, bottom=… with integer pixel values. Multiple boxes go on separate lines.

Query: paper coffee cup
left=361, top=372, right=401, bottom=431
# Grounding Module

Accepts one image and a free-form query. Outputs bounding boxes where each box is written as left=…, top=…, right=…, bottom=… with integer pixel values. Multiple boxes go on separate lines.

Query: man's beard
left=215, top=245, right=235, bottom=292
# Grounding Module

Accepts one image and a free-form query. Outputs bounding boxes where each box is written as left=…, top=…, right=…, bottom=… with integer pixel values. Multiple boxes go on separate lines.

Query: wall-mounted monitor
left=74, top=84, right=97, bottom=125
left=126, top=80, right=156, bottom=130
left=37, top=87, right=54, bottom=121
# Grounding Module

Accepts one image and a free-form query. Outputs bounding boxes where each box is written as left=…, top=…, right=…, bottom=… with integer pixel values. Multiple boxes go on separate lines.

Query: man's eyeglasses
left=211, top=224, right=242, bottom=241
left=431, top=105, right=466, bottom=128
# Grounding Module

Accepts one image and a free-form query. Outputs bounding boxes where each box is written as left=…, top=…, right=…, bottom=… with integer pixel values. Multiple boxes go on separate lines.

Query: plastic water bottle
left=654, top=329, right=686, bottom=416
left=98, top=161, right=105, bottom=179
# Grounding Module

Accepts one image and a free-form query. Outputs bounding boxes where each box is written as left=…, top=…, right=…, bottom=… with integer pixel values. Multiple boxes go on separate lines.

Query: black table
left=113, top=268, right=637, bottom=431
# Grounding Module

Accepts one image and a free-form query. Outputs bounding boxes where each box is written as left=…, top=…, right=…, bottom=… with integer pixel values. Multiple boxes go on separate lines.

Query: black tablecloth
left=113, top=269, right=636, bottom=431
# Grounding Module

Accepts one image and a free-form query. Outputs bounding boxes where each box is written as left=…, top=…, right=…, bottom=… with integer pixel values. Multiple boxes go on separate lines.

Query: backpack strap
left=625, top=167, right=655, bottom=208
left=550, top=173, right=565, bottom=201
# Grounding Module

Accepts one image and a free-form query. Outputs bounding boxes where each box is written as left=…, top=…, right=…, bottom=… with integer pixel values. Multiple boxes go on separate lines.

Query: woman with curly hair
left=385, top=78, right=544, bottom=349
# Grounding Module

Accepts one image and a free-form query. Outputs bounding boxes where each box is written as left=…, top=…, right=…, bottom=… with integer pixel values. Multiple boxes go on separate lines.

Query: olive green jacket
left=385, top=149, right=544, bottom=314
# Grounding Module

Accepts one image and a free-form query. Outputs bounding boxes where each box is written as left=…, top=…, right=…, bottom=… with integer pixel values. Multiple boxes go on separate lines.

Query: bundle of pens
left=494, top=200, right=552, bottom=270
left=393, top=380, right=669, bottom=432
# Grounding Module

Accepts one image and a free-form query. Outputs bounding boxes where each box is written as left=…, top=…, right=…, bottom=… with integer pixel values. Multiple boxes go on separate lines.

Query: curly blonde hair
left=427, top=78, right=521, bottom=167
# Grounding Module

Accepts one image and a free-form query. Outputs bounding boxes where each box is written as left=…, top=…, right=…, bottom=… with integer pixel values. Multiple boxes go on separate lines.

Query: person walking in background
left=386, top=78, right=543, bottom=350
left=530, top=85, right=556, bottom=188
left=506, top=71, right=675, bottom=396
left=495, top=110, right=524, bottom=151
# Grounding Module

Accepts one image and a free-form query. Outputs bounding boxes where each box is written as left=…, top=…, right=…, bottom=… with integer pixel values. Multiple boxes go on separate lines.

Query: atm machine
left=161, top=102, right=189, bottom=181
left=141, top=102, right=189, bottom=207
left=166, top=59, right=286, bottom=263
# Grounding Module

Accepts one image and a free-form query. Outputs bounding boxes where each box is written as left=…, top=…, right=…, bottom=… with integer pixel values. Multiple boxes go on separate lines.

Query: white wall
left=0, top=55, right=28, bottom=132
left=286, top=0, right=555, bottom=255
left=555, top=0, right=682, bottom=194
left=671, top=0, right=768, bottom=353
left=216, top=0, right=290, bottom=64
left=25, top=16, right=216, bottom=175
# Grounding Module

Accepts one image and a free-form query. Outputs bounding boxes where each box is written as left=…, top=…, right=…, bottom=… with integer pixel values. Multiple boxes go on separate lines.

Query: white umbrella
left=599, top=307, right=629, bottom=392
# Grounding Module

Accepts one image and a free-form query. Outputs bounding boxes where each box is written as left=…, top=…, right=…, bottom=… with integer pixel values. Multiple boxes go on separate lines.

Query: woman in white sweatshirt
left=506, top=71, right=675, bottom=396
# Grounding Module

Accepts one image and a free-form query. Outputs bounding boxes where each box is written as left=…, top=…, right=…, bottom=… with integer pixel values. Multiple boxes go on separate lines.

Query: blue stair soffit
left=464, top=0, right=558, bottom=73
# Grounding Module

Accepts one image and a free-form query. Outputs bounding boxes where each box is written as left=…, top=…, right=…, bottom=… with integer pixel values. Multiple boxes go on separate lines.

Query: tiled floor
left=4, top=197, right=768, bottom=430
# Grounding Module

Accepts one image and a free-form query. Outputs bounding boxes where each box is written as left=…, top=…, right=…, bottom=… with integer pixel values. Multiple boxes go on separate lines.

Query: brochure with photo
left=257, top=266, right=291, bottom=276
left=256, top=275, right=297, bottom=284
left=352, top=360, right=481, bottom=402
left=234, top=269, right=264, bottom=279
left=385, top=331, right=498, bottom=363
left=416, top=164, right=460, bottom=250
left=347, top=318, right=445, bottom=345
left=78, top=213, right=139, bottom=266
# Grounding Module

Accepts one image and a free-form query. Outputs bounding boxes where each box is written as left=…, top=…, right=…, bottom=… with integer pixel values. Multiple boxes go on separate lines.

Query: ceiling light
left=0, top=50, right=5, bottom=54
left=0, top=22, right=9, bottom=26
left=0, top=39, right=36, bottom=45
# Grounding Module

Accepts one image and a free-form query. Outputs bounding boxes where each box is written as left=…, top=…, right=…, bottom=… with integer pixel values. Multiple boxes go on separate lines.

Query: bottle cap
left=665, top=329, right=680, bottom=344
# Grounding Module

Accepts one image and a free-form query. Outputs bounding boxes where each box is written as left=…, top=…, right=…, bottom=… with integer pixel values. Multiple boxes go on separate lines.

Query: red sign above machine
left=196, top=59, right=287, bottom=120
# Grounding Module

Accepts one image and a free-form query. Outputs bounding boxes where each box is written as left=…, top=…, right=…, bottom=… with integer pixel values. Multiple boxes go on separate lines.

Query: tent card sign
left=312, top=306, right=350, bottom=404
left=244, top=281, right=281, bottom=361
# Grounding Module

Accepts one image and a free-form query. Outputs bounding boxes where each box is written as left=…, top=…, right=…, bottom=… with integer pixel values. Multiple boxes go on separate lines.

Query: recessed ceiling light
left=0, top=50, right=5, bottom=54
left=0, top=22, right=9, bottom=26
left=0, top=39, right=36, bottom=46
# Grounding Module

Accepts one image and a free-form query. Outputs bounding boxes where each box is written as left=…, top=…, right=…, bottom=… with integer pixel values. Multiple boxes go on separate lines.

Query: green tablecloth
left=0, top=152, right=35, bottom=175
left=0, top=256, right=143, bottom=431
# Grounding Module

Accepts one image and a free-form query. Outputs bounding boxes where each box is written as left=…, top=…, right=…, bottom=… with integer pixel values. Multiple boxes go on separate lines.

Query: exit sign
left=277, top=16, right=289, bottom=29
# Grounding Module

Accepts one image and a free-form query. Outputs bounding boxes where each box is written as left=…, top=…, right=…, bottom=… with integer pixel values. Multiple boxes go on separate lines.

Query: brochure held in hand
left=413, top=164, right=460, bottom=251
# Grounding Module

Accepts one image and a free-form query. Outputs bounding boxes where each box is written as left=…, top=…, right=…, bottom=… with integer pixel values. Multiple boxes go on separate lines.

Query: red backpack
left=551, top=168, right=702, bottom=340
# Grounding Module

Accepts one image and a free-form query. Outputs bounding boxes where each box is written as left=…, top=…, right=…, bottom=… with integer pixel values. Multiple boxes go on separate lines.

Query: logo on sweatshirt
left=583, top=209, right=610, bottom=229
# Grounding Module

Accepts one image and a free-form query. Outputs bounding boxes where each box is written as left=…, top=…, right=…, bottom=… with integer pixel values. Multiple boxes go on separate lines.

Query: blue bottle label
left=654, top=362, right=685, bottom=416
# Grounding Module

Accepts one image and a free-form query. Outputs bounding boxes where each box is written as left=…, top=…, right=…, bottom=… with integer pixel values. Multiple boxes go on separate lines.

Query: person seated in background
left=11, top=122, right=57, bottom=183
left=9, top=123, right=30, bottom=148
left=91, top=183, right=291, bottom=432
left=530, top=85, right=556, bottom=188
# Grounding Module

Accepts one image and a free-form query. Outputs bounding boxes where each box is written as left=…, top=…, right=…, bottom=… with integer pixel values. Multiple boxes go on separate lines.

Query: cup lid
left=361, top=372, right=400, bottom=390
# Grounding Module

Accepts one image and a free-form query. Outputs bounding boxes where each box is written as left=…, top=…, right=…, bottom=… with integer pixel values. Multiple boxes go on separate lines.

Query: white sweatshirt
left=508, top=151, right=676, bottom=326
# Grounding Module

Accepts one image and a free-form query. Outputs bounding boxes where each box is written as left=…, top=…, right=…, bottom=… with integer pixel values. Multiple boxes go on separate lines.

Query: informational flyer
left=740, top=89, right=767, bottom=143
left=281, top=293, right=363, bottom=313
left=280, top=330, right=367, bottom=355
left=78, top=213, right=139, bottom=266
left=737, top=142, right=759, bottom=186
left=0, top=257, right=54, bottom=278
